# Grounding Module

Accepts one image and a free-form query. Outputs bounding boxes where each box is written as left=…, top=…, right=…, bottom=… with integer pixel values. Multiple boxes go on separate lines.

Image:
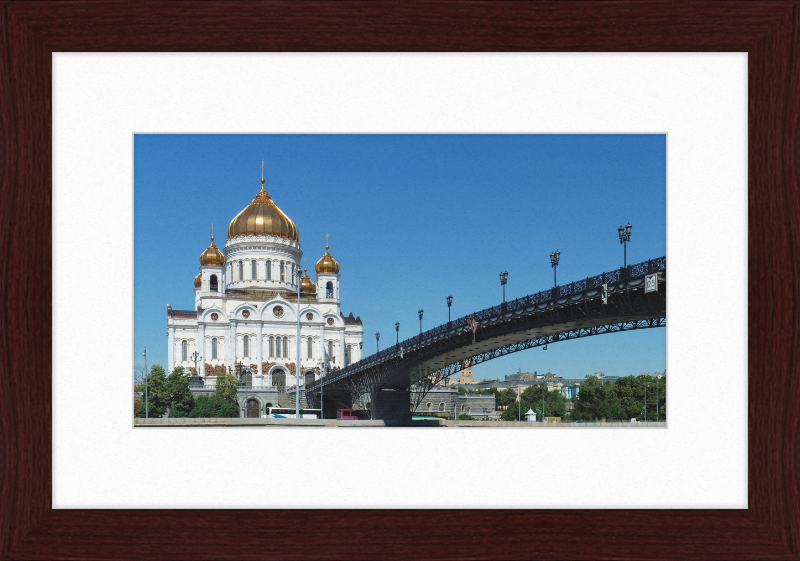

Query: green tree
left=167, top=367, right=195, bottom=418
left=573, top=375, right=616, bottom=421
left=135, top=365, right=169, bottom=418
left=495, top=388, right=516, bottom=409
left=215, top=372, right=239, bottom=406
left=457, top=386, right=467, bottom=394
left=188, top=394, right=240, bottom=418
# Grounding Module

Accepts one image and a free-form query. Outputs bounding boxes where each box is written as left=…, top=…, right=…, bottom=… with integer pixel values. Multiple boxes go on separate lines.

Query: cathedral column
left=339, top=328, right=346, bottom=368
left=230, top=320, right=238, bottom=372
left=167, top=326, right=175, bottom=372
left=257, top=321, right=263, bottom=375
left=198, top=323, right=205, bottom=378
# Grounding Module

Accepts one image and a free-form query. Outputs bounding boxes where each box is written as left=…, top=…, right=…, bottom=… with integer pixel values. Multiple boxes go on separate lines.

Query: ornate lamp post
left=549, top=250, right=560, bottom=287
left=447, top=295, right=453, bottom=323
left=618, top=223, right=632, bottom=267
left=499, top=272, right=508, bottom=306
left=190, top=350, right=201, bottom=377
left=143, top=346, right=148, bottom=418
left=295, top=267, right=301, bottom=418
left=395, top=322, right=400, bottom=347
left=418, top=309, right=424, bottom=335
left=375, top=332, right=380, bottom=353
left=234, top=357, right=247, bottom=418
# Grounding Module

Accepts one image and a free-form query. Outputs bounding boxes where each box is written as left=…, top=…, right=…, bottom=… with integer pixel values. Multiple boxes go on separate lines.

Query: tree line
left=572, top=374, right=665, bottom=422
left=134, top=365, right=240, bottom=418
left=457, top=374, right=666, bottom=422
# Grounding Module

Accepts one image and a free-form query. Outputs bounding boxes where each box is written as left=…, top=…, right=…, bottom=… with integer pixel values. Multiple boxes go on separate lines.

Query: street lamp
left=446, top=295, right=453, bottom=323
left=618, top=222, right=632, bottom=267
left=549, top=250, right=560, bottom=287
left=376, top=332, right=380, bottom=353
left=499, top=271, right=508, bottom=306
left=418, top=309, right=424, bottom=335
left=143, top=346, right=148, bottom=418
left=395, top=322, right=400, bottom=347
left=295, top=267, right=301, bottom=419
left=190, top=350, right=201, bottom=377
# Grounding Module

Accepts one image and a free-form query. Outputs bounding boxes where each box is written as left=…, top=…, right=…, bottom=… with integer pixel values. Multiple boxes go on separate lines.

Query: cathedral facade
left=166, top=168, right=364, bottom=413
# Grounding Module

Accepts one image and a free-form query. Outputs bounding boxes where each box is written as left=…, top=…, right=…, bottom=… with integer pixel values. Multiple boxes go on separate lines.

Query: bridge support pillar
left=372, top=389, right=412, bottom=421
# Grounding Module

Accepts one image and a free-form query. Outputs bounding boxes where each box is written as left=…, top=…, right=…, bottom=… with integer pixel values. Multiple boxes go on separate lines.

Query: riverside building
left=166, top=165, right=364, bottom=416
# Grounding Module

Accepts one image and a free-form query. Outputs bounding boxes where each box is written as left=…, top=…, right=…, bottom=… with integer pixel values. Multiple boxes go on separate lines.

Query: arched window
left=327, top=341, right=333, bottom=362
left=346, top=344, right=351, bottom=366
left=326, top=281, right=333, bottom=298
left=307, top=337, right=313, bottom=359
left=238, top=262, right=243, bottom=281
left=426, top=402, right=432, bottom=412
left=209, top=274, right=218, bottom=291
left=252, top=261, right=257, bottom=280
left=243, top=336, right=249, bottom=357
left=282, top=337, right=288, bottom=358
left=439, top=402, right=445, bottom=412
left=212, top=338, right=218, bottom=359
left=269, top=336, right=274, bottom=357
left=280, top=262, right=285, bottom=282
left=266, top=261, right=271, bottom=280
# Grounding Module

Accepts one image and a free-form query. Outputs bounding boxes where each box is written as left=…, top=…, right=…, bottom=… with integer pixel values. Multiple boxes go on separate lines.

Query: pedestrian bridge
left=303, top=257, right=666, bottom=420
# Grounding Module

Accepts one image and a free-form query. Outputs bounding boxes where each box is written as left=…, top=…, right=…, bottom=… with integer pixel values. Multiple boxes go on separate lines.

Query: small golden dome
left=227, top=178, right=299, bottom=242
left=200, top=236, right=226, bottom=267
left=315, top=243, right=340, bottom=274
left=194, top=272, right=202, bottom=288
left=300, top=269, right=316, bottom=293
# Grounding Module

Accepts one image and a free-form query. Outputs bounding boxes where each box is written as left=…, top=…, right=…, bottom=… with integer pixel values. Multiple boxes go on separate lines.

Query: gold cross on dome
left=261, top=159, right=264, bottom=179
left=326, top=232, right=329, bottom=248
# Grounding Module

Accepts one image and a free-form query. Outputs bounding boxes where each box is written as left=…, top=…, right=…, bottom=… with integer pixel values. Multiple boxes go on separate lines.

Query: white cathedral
left=166, top=167, right=364, bottom=411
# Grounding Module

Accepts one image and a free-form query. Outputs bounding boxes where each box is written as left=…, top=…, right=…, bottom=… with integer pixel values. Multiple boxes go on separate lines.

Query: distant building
left=442, top=364, right=473, bottom=386
left=411, top=386, right=495, bottom=418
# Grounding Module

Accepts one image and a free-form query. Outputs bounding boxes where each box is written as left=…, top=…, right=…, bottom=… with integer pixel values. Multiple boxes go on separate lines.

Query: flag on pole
left=468, top=317, right=478, bottom=343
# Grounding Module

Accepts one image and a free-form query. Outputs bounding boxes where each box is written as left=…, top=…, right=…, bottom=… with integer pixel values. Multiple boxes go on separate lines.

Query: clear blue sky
left=134, top=134, right=666, bottom=380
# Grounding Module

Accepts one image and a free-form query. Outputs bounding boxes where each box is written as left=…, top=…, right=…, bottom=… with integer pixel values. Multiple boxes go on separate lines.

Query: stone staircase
left=279, top=391, right=307, bottom=408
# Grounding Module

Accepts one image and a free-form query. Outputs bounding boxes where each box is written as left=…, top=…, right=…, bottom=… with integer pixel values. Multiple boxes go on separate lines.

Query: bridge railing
left=308, top=257, right=666, bottom=391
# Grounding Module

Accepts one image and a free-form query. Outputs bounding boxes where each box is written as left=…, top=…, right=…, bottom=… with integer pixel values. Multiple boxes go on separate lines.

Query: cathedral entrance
left=273, top=369, right=286, bottom=393
left=305, top=371, right=315, bottom=387
left=246, top=398, right=260, bottom=418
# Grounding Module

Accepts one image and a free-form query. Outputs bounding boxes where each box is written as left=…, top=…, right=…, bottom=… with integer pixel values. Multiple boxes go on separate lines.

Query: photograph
left=134, top=133, right=666, bottom=426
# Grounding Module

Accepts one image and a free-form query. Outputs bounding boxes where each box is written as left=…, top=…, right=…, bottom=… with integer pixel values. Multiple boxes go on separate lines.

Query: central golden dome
left=227, top=178, right=299, bottom=242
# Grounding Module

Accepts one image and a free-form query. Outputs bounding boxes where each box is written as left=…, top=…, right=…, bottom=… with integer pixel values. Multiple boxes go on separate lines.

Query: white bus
left=264, top=407, right=321, bottom=419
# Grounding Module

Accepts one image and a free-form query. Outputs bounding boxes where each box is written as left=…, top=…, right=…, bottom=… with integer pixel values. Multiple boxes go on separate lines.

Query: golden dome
left=199, top=236, right=226, bottom=267
left=194, top=272, right=201, bottom=288
left=315, top=243, right=340, bottom=274
left=300, top=268, right=316, bottom=293
left=227, top=178, right=299, bottom=242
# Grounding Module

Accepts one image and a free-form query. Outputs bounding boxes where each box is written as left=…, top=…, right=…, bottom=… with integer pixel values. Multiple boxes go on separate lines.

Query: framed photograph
left=2, top=2, right=798, bottom=559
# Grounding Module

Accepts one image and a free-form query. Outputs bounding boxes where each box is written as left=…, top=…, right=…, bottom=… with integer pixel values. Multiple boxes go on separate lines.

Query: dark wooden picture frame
left=1, top=2, right=798, bottom=559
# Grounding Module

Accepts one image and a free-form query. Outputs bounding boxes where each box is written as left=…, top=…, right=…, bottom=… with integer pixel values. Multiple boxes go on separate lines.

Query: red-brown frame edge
left=1, top=1, right=797, bottom=559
